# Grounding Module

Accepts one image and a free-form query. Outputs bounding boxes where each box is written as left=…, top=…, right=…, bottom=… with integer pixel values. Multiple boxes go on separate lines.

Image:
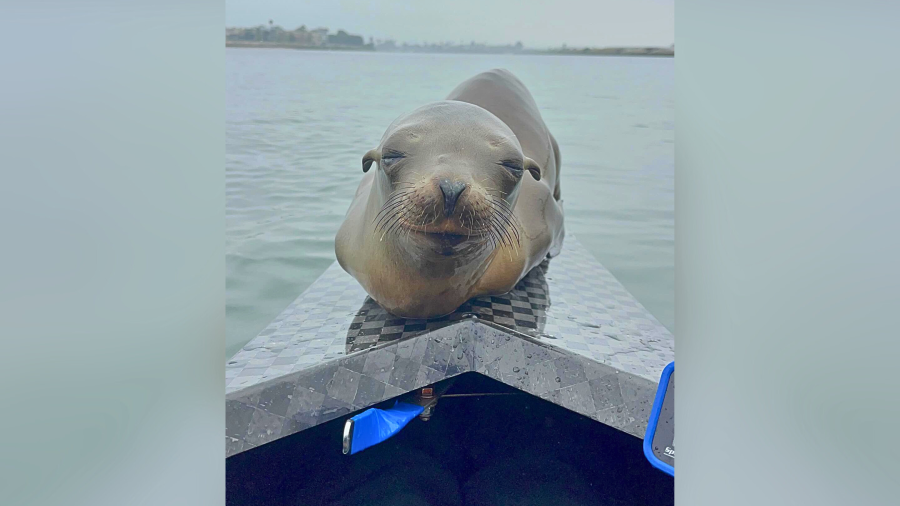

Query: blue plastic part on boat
left=348, top=401, right=424, bottom=455
left=643, top=361, right=674, bottom=477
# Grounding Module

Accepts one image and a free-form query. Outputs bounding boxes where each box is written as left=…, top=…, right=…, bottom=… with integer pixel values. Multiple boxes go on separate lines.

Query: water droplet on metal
left=513, top=367, right=520, bottom=373
left=555, top=377, right=561, bottom=382
left=526, top=354, right=532, bottom=359
left=505, top=335, right=510, bottom=341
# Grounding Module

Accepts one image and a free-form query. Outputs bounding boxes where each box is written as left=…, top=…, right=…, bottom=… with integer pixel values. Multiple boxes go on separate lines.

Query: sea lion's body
left=335, top=69, right=564, bottom=318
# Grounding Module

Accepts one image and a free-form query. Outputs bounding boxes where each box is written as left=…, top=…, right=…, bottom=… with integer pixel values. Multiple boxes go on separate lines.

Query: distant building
left=310, top=28, right=329, bottom=46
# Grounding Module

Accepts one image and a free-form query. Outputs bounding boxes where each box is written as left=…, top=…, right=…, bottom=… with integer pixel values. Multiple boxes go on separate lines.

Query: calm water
left=226, top=48, right=673, bottom=359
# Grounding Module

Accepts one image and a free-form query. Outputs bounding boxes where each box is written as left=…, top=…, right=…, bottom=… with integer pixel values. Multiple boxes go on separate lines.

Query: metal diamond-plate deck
left=226, top=235, right=674, bottom=457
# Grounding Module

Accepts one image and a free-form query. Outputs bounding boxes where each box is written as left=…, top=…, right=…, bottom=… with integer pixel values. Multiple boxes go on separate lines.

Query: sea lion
left=335, top=69, right=564, bottom=318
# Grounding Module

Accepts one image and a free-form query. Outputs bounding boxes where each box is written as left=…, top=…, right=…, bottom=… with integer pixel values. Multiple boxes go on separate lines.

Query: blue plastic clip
left=343, top=401, right=424, bottom=455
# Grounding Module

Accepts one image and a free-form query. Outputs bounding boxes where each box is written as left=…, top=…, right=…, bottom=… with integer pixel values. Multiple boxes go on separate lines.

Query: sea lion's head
left=362, top=101, right=541, bottom=258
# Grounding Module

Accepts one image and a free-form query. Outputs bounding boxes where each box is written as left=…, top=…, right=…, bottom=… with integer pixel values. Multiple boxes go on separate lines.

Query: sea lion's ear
left=362, top=148, right=381, bottom=173
left=523, top=157, right=542, bottom=181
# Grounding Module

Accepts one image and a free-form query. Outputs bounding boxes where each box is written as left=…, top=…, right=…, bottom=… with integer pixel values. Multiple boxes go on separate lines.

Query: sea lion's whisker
left=487, top=203, right=515, bottom=229
left=384, top=209, right=409, bottom=237
left=487, top=215, right=505, bottom=247
left=493, top=216, right=514, bottom=250
left=486, top=187, right=510, bottom=197
left=478, top=213, right=494, bottom=238
left=381, top=217, right=398, bottom=239
left=373, top=190, right=415, bottom=230
left=467, top=207, right=478, bottom=239
left=375, top=192, right=412, bottom=218
left=484, top=224, right=496, bottom=250
left=375, top=199, right=406, bottom=220
left=499, top=216, right=521, bottom=254
left=486, top=198, right=521, bottom=234
left=485, top=203, right=520, bottom=246
left=377, top=195, right=408, bottom=214
left=486, top=203, right=516, bottom=228
left=374, top=203, right=406, bottom=231
left=380, top=196, right=409, bottom=212
left=415, top=207, right=427, bottom=227
left=488, top=196, right=514, bottom=212
left=497, top=214, right=521, bottom=246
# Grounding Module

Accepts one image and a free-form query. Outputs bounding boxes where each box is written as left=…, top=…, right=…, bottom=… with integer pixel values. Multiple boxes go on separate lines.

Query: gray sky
left=225, top=0, right=674, bottom=49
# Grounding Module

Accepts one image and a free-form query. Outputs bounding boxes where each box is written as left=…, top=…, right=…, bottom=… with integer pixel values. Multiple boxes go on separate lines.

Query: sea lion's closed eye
left=380, top=150, right=406, bottom=168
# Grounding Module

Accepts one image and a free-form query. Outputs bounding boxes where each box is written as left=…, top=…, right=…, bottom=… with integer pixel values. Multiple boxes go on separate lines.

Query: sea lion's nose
left=439, top=179, right=467, bottom=217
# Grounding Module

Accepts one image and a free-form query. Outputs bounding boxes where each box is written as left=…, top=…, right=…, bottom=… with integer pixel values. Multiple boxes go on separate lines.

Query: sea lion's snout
left=438, top=179, right=467, bottom=217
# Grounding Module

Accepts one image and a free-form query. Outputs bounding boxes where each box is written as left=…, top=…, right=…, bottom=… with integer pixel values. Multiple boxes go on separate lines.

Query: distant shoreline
left=531, top=49, right=673, bottom=58
left=226, top=41, right=374, bottom=51
left=225, top=41, right=673, bottom=57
